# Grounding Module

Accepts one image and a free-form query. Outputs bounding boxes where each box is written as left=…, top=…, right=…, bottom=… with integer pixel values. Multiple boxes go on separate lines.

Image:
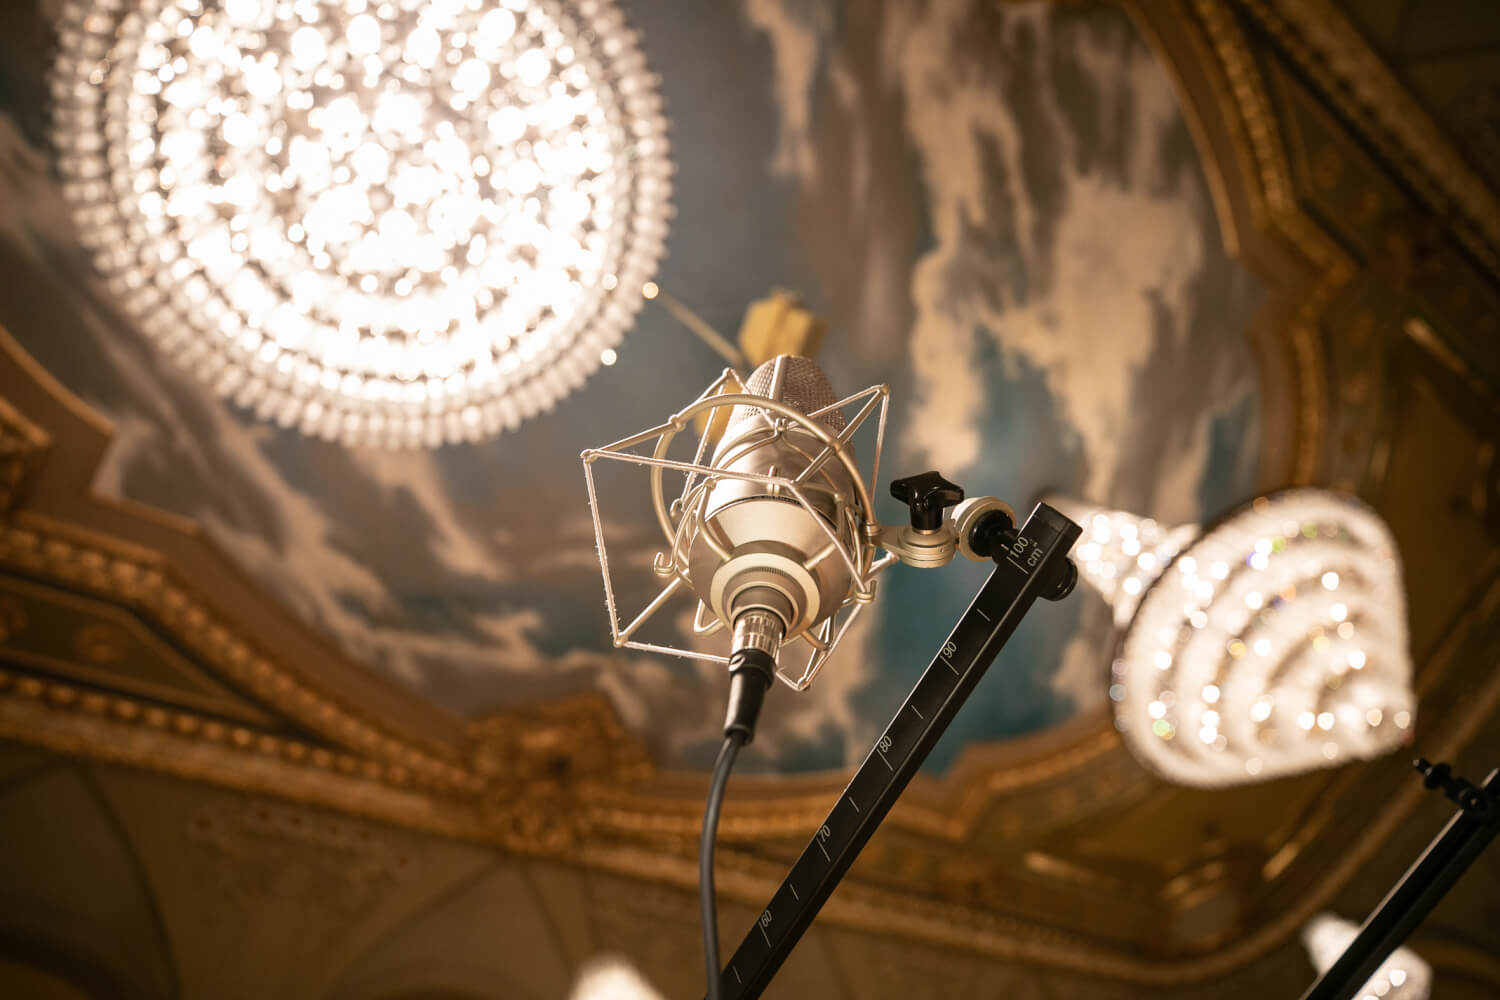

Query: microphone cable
left=700, top=729, right=746, bottom=1000
left=702, top=643, right=776, bottom=1000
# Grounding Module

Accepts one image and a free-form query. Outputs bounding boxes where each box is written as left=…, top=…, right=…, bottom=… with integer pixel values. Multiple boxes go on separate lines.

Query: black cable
left=702, top=644, right=773, bottom=998
left=722, top=648, right=775, bottom=742
left=701, top=729, right=747, bottom=1000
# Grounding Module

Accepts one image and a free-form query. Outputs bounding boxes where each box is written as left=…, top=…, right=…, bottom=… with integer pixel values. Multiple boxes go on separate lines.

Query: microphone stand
left=1299, top=761, right=1500, bottom=1000
left=709, top=497, right=1081, bottom=999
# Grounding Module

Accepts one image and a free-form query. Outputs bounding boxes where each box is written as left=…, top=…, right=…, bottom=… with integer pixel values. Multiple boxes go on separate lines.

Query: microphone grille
left=731, top=355, right=846, bottom=433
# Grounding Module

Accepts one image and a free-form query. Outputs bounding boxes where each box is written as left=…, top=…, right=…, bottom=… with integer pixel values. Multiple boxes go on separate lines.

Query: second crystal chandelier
left=1051, top=490, right=1415, bottom=787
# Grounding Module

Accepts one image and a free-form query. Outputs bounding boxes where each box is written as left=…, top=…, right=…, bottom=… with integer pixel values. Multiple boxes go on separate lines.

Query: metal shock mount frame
left=581, top=368, right=893, bottom=691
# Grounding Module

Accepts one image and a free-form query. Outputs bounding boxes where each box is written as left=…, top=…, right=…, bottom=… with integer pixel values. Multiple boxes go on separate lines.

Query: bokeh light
left=51, top=0, right=672, bottom=446
left=1303, top=913, right=1431, bottom=1000
left=1051, top=490, right=1414, bottom=787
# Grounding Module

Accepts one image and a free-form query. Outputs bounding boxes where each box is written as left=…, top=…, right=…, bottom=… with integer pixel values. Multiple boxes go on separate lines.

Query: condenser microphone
left=581, top=353, right=891, bottom=725
left=692, top=356, right=868, bottom=738
left=694, top=360, right=857, bottom=641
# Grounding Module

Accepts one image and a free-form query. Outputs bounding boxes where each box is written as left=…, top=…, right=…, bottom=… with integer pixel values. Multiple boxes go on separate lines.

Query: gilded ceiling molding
left=586, top=710, right=1139, bottom=844
left=0, top=323, right=472, bottom=763
left=0, top=662, right=485, bottom=842
left=0, top=515, right=476, bottom=794
left=1250, top=0, right=1500, bottom=276
left=0, top=394, right=48, bottom=514
left=465, top=693, right=654, bottom=853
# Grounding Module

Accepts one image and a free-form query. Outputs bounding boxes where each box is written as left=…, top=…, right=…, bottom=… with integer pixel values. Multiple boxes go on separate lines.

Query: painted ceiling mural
left=0, top=0, right=1261, bottom=773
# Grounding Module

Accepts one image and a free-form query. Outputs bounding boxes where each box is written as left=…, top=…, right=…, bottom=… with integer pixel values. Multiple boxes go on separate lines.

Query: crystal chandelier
left=1303, top=913, right=1432, bottom=1000
left=50, top=0, right=672, bottom=446
left=1049, top=490, right=1415, bottom=787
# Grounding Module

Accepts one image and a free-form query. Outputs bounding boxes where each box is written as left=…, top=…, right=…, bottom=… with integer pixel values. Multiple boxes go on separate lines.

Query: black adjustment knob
left=1415, top=759, right=1500, bottom=820
left=968, top=510, right=1078, bottom=602
left=1043, top=558, right=1078, bottom=602
left=890, top=471, right=965, bottom=532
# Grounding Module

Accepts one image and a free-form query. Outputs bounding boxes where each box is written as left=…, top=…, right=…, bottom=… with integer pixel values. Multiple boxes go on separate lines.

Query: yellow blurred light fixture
left=568, top=956, right=666, bottom=1000
left=736, top=289, right=825, bottom=365
left=51, top=0, right=672, bottom=446
left=1050, top=490, right=1415, bottom=787
left=655, top=287, right=826, bottom=442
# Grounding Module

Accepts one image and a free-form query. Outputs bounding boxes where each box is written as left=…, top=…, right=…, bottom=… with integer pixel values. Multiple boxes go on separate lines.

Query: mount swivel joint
left=882, top=471, right=1078, bottom=600
left=882, top=471, right=965, bottom=568
left=966, top=506, right=1078, bottom=602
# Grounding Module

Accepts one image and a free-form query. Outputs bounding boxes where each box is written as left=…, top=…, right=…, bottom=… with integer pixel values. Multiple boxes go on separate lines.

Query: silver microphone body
left=684, top=356, right=861, bottom=646
left=582, top=353, right=890, bottom=690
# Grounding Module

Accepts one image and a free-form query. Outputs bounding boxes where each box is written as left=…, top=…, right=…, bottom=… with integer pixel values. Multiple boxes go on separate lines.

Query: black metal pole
left=1300, top=767, right=1500, bottom=1000
left=710, top=503, right=1081, bottom=999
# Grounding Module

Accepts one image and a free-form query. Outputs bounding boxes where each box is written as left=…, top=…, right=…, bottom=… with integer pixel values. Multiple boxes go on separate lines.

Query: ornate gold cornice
left=0, top=663, right=484, bottom=841
left=1254, top=0, right=1500, bottom=275
left=0, top=515, right=475, bottom=789
left=0, top=394, right=48, bottom=514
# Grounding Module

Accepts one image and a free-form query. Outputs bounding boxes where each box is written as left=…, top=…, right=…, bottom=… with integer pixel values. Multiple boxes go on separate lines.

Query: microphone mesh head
left=729, top=355, right=846, bottom=433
